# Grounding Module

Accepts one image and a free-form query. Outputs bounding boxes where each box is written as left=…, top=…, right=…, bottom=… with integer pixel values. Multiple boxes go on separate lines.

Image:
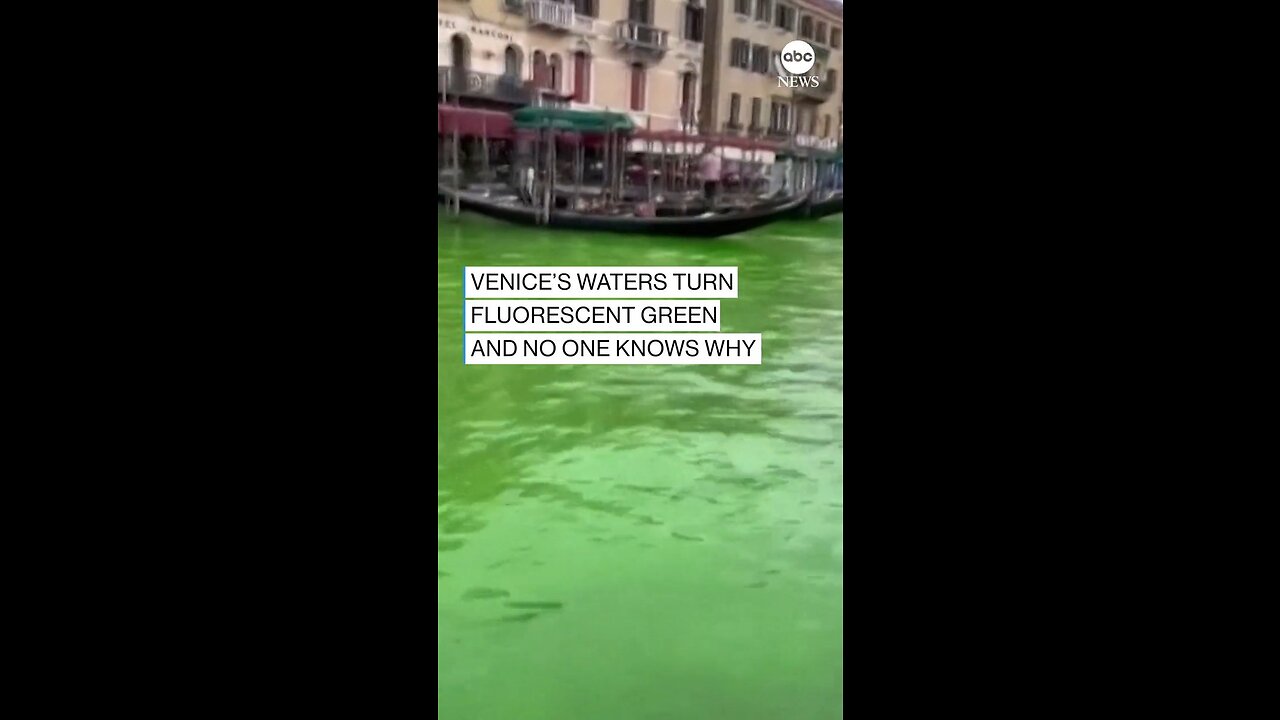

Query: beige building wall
left=699, top=0, right=842, bottom=147
left=438, top=1, right=531, bottom=77
left=794, top=0, right=842, bottom=147
left=438, top=0, right=704, bottom=132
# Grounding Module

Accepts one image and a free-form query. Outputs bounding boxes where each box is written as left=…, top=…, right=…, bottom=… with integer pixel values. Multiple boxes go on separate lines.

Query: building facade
left=438, top=0, right=707, bottom=131
left=698, top=0, right=842, bottom=149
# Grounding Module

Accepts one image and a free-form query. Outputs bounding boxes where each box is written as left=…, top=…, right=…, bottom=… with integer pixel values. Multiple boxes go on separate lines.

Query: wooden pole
left=603, top=127, right=611, bottom=206
left=481, top=114, right=490, bottom=196
left=716, top=138, right=724, bottom=210
left=614, top=132, right=622, bottom=203
left=547, top=128, right=556, bottom=224
left=576, top=134, right=586, bottom=211
left=532, top=128, right=541, bottom=209
left=658, top=135, right=666, bottom=196
left=456, top=91, right=464, bottom=215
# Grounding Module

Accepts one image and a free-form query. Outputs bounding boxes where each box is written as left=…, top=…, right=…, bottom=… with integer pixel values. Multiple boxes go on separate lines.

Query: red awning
left=437, top=105, right=514, bottom=139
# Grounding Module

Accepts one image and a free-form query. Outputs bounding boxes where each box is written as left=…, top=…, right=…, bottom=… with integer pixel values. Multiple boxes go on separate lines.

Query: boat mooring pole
left=454, top=91, right=465, bottom=216
left=645, top=118, right=653, bottom=203
left=548, top=128, right=556, bottom=224
left=573, top=134, right=581, bottom=212
left=532, top=128, right=541, bottom=214
left=717, top=138, right=725, bottom=210
left=603, top=127, right=611, bottom=206
left=481, top=114, right=490, bottom=196
left=660, top=136, right=667, bottom=196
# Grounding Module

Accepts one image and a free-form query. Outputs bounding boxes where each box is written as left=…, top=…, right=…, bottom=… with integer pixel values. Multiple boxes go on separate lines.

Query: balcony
left=793, top=82, right=834, bottom=103
left=527, top=0, right=591, bottom=33
left=437, top=66, right=531, bottom=105
left=614, top=20, right=668, bottom=57
left=766, top=126, right=791, bottom=140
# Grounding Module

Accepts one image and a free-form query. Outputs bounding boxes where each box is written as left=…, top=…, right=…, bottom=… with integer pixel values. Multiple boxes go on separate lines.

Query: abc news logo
left=775, top=40, right=822, bottom=89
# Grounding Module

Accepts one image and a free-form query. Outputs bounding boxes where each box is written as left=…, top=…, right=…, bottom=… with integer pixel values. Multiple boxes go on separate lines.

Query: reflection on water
left=439, top=212, right=843, bottom=720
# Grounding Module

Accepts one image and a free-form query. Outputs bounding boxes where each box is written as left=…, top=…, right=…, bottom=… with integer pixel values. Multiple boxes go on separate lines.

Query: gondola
left=807, top=191, right=843, bottom=219
left=781, top=189, right=843, bottom=220
left=440, top=184, right=810, bottom=238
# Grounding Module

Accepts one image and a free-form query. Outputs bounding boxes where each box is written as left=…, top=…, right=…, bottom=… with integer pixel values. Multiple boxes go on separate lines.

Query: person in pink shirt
left=697, top=145, right=722, bottom=204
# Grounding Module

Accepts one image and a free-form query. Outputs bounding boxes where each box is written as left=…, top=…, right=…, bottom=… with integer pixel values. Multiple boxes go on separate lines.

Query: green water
left=438, top=211, right=844, bottom=719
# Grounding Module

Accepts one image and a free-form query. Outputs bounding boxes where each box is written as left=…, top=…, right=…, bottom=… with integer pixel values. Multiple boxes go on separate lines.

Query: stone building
left=438, top=0, right=707, bottom=131
left=697, top=0, right=842, bottom=149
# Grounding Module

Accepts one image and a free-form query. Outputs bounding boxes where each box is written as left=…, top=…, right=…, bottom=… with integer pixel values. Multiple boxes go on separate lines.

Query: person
left=697, top=145, right=722, bottom=204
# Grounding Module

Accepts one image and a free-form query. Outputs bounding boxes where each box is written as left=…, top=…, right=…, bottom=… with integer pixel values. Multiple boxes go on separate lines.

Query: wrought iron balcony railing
left=527, top=0, right=590, bottom=32
left=614, top=20, right=668, bottom=53
left=437, top=66, right=531, bottom=105
left=793, top=82, right=834, bottom=102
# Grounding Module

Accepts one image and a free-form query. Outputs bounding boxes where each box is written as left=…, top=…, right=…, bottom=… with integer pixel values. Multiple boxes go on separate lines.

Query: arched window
left=573, top=51, right=591, bottom=103
left=533, top=51, right=548, bottom=90
left=450, top=35, right=469, bottom=71
left=504, top=45, right=522, bottom=79
left=549, top=54, right=562, bottom=92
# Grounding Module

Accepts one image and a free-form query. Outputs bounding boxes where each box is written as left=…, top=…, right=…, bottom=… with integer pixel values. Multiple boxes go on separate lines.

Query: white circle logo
left=779, top=40, right=815, bottom=75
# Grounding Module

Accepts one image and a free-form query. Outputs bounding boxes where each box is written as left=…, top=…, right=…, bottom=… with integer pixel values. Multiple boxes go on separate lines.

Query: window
left=750, top=44, right=770, bottom=74
left=827, top=69, right=837, bottom=90
left=769, top=101, right=789, bottom=132
left=800, top=15, right=813, bottom=39
left=734, top=0, right=751, bottom=14
left=683, top=5, right=704, bottom=42
left=823, top=114, right=830, bottom=138
left=750, top=97, right=762, bottom=129
left=754, top=0, right=771, bottom=23
left=775, top=4, right=794, bottom=31
left=549, top=54, right=562, bottom=92
left=730, top=39, right=750, bottom=69
left=816, top=21, right=827, bottom=45
left=450, top=35, right=469, bottom=71
left=533, top=50, right=547, bottom=87
left=630, top=63, right=645, bottom=110
left=573, top=51, right=591, bottom=102
left=574, top=0, right=596, bottom=17
left=628, top=0, right=651, bottom=24
left=808, top=111, right=816, bottom=135
left=503, top=45, right=521, bottom=79
left=729, top=93, right=741, bottom=126
left=831, top=27, right=841, bottom=49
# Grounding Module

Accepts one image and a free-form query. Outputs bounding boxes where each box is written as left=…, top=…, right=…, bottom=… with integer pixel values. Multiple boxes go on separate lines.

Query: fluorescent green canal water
left=438, top=211, right=844, bottom=719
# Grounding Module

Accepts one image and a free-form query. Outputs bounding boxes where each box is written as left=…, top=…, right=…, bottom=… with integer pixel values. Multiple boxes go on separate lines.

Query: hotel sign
left=438, top=14, right=516, bottom=43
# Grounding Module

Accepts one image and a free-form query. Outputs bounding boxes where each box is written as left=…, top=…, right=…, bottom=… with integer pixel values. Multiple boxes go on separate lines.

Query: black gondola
left=440, top=184, right=810, bottom=238
left=806, top=191, right=843, bottom=219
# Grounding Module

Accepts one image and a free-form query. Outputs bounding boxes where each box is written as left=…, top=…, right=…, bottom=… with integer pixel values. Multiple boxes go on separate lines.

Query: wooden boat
left=779, top=190, right=843, bottom=220
left=439, top=184, right=809, bottom=238
left=807, top=191, right=843, bottom=219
